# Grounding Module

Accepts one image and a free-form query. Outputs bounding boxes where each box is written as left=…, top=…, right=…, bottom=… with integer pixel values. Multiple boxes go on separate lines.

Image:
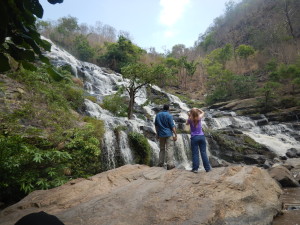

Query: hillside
left=170, top=0, right=300, bottom=106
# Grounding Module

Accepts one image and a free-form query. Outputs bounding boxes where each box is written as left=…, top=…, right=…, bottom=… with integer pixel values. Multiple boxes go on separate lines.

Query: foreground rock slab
left=0, top=165, right=282, bottom=225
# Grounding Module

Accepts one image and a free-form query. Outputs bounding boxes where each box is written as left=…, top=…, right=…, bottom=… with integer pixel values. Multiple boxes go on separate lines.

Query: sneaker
left=167, top=165, right=175, bottom=170
left=191, top=169, right=199, bottom=173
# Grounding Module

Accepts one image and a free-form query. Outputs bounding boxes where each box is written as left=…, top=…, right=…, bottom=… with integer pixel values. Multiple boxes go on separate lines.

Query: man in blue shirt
left=155, top=104, right=177, bottom=170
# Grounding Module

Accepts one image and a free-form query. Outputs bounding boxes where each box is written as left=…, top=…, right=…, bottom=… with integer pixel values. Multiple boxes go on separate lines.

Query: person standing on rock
left=155, top=104, right=177, bottom=170
left=186, top=108, right=211, bottom=173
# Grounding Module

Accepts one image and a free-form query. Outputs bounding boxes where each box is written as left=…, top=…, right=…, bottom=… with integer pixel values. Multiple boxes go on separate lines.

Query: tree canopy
left=0, top=0, right=63, bottom=72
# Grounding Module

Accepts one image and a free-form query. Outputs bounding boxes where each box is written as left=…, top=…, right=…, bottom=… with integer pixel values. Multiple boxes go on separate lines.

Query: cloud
left=159, top=0, right=190, bottom=27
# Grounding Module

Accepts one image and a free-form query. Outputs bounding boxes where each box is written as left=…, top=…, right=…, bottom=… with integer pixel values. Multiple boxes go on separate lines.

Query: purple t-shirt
left=188, top=119, right=204, bottom=137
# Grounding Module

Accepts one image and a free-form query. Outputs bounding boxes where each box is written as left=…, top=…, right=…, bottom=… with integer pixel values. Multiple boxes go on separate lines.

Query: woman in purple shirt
left=186, top=108, right=211, bottom=173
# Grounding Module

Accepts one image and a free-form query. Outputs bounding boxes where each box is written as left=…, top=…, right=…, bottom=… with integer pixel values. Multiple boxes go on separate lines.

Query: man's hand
left=173, top=135, right=177, bottom=141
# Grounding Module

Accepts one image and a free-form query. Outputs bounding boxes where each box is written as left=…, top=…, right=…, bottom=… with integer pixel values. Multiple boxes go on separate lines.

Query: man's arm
left=172, top=126, right=177, bottom=141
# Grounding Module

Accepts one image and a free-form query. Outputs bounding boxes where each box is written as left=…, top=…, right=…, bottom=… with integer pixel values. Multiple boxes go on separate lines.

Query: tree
left=170, top=44, right=187, bottom=58
left=51, top=16, right=79, bottom=47
left=236, top=44, right=255, bottom=60
left=258, top=81, right=281, bottom=111
left=56, top=16, right=79, bottom=36
left=184, top=60, right=198, bottom=89
left=121, top=63, right=170, bottom=119
left=74, top=35, right=95, bottom=61
left=0, top=0, right=63, bottom=72
left=99, top=36, right=145, bottom=72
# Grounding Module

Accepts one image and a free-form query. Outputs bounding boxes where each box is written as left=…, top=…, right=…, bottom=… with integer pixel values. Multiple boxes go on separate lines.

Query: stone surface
left=0, top=165, right=282, bottom=225
left=273, top=188, right=300, bottom=225
left=283, top=158, right=300, bottom=183
left=268, top=165, right=300, bottom=187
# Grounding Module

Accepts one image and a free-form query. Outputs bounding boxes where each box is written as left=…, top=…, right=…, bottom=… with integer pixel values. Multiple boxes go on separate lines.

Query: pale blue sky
left=40, top=0, right=241, bottom=52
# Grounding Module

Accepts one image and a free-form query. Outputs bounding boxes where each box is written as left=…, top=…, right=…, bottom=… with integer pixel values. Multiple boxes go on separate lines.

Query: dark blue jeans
left=191, top=135, right=211, bottom=171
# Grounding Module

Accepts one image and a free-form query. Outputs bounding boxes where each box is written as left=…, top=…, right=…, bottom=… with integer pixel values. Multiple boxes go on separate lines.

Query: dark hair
left=15, top=211, right=65, bottom=225
left=163, top=104, right=169, bottom=110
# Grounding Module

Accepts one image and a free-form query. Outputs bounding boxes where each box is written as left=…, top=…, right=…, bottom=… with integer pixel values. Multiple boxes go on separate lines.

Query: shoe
left=191, top=169, right=198, bottom=173
left=206, top=169, right=211, bottom=173
left=167, top=165, right=175, bottom=170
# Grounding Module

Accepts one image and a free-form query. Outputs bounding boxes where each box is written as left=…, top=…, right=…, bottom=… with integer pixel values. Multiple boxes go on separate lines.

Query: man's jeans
left=159, top=136, right=174, bottom=167
left=191, top=135, right=211, bottom=171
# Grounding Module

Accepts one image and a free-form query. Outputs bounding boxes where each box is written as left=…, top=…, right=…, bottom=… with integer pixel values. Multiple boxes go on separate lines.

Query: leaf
left=47, top=0, right=64, bottom=4
left=0, top=1, right=8, bottom=43
left=0, top=53, right=10, bottom=72
left=47, top=67, right=64, bottom=81
left=7, top=43, right=36, bottom=62
left=22, top=35, right=42, bottom=55
left=23, top=0, right=44, bottom=18
left=21, top=61, right=37, bottom=71
left=33, top=152, right=43, bottom=163
left=37, top=39, right=52, bottom=52
left=40, top=55, right=50, bottom=64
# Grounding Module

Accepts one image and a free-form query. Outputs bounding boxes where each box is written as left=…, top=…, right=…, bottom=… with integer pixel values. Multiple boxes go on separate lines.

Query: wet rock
left=263, top=159, right=273, bottom=169
left=243, top=154, right=266, bottom=165
left=0, top=165, right=282, bottom=225
left=173, top=116, right=186, bottom=123
left=279, top=155, right=288, bottom=160
left=140, top=126, right=156, bottom=141
left=266, top=107, right=300, bottom=122
left=209, top=156, right=231, bottom=167
left=283, top=158, right=300, bottom=183
left=268, top=165, right=300, bottom=187
left=255, top=118, right=269, bottom=126
left=286, top=148, right=300, bottom=158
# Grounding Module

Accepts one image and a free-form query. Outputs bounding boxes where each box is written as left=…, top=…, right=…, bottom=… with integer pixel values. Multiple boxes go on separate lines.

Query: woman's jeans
left=191, top=135, right=211, bottom=171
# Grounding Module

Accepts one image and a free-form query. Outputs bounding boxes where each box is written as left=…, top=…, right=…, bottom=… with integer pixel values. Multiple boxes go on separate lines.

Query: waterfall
left=205, top=110, right=300, bottom=156
left=44, top=38, right=193, bottom=170
left=44, top=37, right=299, bottom=170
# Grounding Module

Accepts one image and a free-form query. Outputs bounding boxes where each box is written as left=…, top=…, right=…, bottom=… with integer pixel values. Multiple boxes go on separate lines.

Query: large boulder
left=283, top=158, right=300, bottom=183
left=0, top=165, right=282, bottom=225
left=268, top=165, right=300, bottom=187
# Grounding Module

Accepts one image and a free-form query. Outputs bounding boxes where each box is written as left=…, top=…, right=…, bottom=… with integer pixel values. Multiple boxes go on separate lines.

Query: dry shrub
left=72, top=77, right=84, bottom=87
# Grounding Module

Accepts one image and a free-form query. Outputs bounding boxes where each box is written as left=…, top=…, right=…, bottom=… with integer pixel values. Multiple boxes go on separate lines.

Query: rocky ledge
left=0, top=165, right=282, bottom=225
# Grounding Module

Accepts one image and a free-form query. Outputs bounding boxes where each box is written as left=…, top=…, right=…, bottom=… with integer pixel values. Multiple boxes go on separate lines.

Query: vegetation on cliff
left=0, top=67, right=104, bottom=206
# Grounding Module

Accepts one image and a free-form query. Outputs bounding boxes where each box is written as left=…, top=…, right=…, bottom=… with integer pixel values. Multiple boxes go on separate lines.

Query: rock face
left=0, top=165, right=282, bottom=225
left=268, top=166, right=300, bottom=187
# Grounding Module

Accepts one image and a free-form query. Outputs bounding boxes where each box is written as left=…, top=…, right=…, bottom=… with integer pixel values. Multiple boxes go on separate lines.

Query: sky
left=40, top=0, right=241, bottom=53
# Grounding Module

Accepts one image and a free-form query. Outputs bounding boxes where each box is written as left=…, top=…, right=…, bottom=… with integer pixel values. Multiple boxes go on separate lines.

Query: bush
left=64, top=124, right=102, bottom=177
left=0, top=135, right=71, bottom=204
left=0, top=67, right=105, bottom=206
left=128, top=132, right=151, bottom=165
left=101, top=92, right=128, bottom=117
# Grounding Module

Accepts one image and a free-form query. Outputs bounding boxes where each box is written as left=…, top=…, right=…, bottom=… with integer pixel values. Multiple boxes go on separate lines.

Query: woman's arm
left=197, top=108, right=205, bottom=119
left=186, top=111, right=191, bottom=125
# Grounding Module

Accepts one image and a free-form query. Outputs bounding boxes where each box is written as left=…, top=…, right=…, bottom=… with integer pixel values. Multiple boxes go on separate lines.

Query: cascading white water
left=44, top=38, right=194, bottom=170
left=206, top=110, right=300, bottom=156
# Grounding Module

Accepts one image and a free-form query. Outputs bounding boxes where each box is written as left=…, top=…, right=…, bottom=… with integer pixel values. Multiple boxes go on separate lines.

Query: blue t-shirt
left=155, top=110, right=175, bottom=137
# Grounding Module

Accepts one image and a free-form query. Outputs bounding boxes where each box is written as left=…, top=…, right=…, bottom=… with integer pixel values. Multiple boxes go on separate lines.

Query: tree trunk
left=128, top=88, right=135, bottom=119
left=284, top=0, right=299, bottom=54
